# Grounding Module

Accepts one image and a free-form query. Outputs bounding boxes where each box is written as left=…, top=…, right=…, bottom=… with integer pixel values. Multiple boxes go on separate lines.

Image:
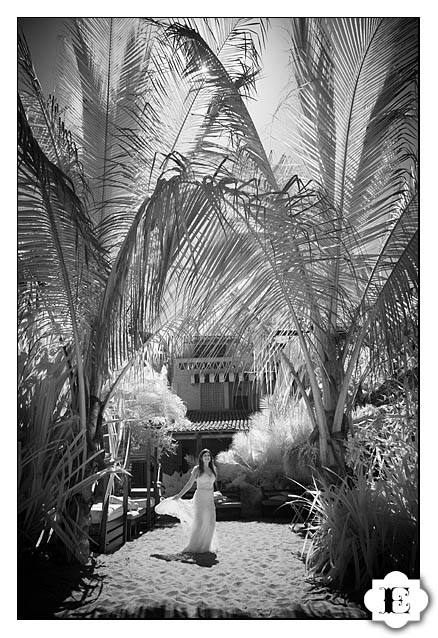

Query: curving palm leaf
left=18, top=95, right=108, bottom=425
left=273, top=18, right=418, bottom=317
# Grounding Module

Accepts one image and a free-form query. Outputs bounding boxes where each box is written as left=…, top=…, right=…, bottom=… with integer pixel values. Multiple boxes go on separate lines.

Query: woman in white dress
left=155, top=449, right=218, bottom=554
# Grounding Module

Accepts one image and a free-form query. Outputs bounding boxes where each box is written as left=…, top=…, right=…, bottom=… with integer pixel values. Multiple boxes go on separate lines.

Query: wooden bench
left=215, top=500, right=242, bottom=520
left=90, top=494, right=127, bottom=554
left=260, top=490, right=294, bottom=518
left=215, top=488, right=242, bottom=520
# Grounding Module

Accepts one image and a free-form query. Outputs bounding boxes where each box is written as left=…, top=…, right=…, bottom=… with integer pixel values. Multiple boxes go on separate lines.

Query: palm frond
left=178, top=17, right=268, bottom=93
left=358, top=191, right=418, bottom=373
left=265, top=18, right=418, bottom=331
left=18, top=30, right=91, bottom=204
left=18, top=96, right=107, bottom=351
left=165, top=22, right=277, bottom=189
left=281, top=19, right=418, bottom=205
left=52, top=18, right=272, bottom=253
left=53, top=18, right=158, bottom=244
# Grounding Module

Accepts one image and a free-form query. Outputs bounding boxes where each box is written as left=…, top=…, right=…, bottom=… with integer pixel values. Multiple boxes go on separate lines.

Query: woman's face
left=202, top=452, right=211, bottom=464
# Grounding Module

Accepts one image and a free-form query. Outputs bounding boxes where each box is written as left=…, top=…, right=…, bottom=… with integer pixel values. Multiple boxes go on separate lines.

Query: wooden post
left=178, top=439, right=183, bottom=471
left=146, top=442, right=151, bottom=529
left=122, top=472, right=129, bottom=543
left=99, top=473, right=111, bottom=553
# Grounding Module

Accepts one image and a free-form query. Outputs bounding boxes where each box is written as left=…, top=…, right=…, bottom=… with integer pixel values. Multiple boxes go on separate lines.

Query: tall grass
left=18, top=348, right=126, bottom=563
left=289, top=405, right=418, bottom=595
left=18, top=416, right=102, bottom=563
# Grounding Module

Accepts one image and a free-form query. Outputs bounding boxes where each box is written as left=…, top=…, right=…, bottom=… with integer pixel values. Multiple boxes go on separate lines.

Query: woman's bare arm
left=174, top=467, right=198, bottom=499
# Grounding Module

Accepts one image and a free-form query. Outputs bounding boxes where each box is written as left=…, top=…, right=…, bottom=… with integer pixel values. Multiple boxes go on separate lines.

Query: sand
left=26, top=518, right=368, bottom=620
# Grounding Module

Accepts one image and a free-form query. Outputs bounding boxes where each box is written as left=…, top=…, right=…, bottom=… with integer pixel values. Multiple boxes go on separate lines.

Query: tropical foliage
left=18, top=17, right=418, bottom=564
left=346, top=404, right=417, bottom=474
left=109, top=364, right=187, bottom=455
left=290, top=404, right=418, bottom=594
left=216, top=399, right=313, bottom=488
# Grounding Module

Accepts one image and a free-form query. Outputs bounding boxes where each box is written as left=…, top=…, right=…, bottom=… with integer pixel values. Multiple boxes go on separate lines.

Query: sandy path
left=52, top=519, right=367, bottom=619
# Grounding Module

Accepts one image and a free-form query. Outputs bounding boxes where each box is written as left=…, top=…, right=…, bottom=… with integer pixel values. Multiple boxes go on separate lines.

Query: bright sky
left=245, top=18, right=291, bottom=154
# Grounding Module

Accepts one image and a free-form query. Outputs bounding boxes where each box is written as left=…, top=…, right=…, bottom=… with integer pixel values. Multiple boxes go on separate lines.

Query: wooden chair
left=89, top=471, right=129, bottom=553
left=126, top=509, right=142, bottom=541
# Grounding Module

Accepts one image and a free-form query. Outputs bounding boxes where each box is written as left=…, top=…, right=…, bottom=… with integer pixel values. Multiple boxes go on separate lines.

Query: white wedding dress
left=155, top=470, right=218, bottom=553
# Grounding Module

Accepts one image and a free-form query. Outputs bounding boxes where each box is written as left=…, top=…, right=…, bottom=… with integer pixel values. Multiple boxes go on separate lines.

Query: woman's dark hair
left=197, top=448, right=216, bottom=476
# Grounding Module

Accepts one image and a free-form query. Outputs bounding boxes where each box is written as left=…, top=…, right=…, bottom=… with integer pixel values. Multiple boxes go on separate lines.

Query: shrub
left=290, top=404, right=418, bottom=596
left=295, top=464, right=418, bottom=594
left=216, top=401, right=312, bottom=490
left=345, top=404, right=417, bottom=480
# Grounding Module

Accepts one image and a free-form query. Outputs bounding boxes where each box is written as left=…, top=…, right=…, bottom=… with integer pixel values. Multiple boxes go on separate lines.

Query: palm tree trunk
left=86, top=396, right=105, bottom=458
left=66, top=395, right=107, bottom=563
left=153, top=446, right=159, bottom=506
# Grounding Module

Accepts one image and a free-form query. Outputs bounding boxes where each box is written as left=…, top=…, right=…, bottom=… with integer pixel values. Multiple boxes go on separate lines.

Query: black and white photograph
left=15, top=9, right=429, bottom=630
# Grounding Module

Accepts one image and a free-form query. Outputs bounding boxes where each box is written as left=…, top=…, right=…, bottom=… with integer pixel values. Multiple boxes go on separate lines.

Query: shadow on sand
left=18, top=553, right=104, bottom=619
left=151, top=551, right=218, bottom=567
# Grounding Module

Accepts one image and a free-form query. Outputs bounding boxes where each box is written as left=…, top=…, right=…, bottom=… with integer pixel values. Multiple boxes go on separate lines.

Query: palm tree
left=18, top=17, right=273, bottom=562
left=185, top=18, right=418, bottom=472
